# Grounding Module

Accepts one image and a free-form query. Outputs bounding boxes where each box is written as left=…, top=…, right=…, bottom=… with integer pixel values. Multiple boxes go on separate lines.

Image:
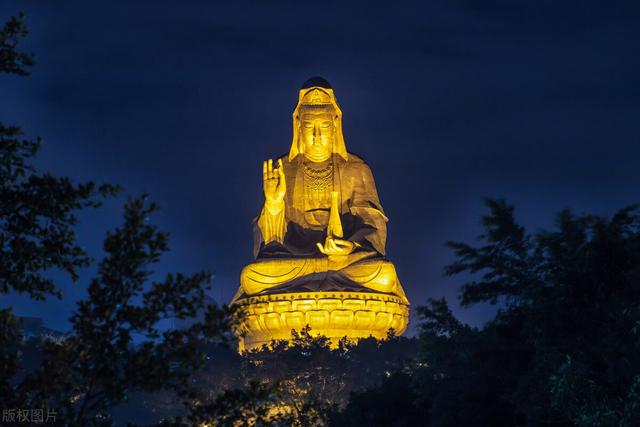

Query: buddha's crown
left=300, top=88, right=332, bottom=106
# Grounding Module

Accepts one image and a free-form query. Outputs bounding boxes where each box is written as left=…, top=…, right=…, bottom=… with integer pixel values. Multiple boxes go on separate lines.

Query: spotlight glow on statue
left=232, top=77, right=409, bottom=351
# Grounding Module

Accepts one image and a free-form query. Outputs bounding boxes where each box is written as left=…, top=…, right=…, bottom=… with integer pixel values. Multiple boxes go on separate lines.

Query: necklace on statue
left=303, top=161, right=334, bottom=213
left=303, top=162, right=333, bottom=191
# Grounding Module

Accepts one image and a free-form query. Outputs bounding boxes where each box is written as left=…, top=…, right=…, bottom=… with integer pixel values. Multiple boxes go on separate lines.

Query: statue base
left=234, top=291, right=410, bottom=352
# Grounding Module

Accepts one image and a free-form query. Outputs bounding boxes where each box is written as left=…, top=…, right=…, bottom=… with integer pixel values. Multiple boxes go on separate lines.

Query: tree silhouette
left=1, top=12, right=118, bottom=410
left=413, top=199, right=640, bottom=426
left=1, top=14, right=234, bottom=426
left=166, top=326, right=417, bottom=426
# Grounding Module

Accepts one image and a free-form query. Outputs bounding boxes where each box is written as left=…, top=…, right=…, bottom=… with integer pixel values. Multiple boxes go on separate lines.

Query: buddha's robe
left=237, top=152, right=407, bottom=303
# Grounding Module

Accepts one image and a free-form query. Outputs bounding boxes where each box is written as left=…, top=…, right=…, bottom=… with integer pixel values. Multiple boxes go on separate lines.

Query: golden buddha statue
left=232, top=77, right=409, bottom=350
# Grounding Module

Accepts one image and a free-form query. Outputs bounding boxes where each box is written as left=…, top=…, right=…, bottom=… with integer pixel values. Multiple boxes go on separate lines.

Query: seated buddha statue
left=233, top=77, right=408, bottom=306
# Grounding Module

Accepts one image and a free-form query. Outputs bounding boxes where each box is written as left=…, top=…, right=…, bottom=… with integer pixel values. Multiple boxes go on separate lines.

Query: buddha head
left=289, top=77, right=348, bottom=162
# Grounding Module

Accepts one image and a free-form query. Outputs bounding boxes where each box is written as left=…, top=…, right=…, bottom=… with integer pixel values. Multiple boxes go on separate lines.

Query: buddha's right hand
left=263, top=158, right=286, bottom=213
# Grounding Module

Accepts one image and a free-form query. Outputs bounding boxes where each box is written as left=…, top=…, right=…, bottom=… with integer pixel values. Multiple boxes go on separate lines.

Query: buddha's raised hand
left=263, top=158, right=286, bottom=210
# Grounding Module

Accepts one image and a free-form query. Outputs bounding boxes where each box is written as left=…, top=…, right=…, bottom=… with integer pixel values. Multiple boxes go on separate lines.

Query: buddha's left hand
left=317, top=237, right=357, bottom=256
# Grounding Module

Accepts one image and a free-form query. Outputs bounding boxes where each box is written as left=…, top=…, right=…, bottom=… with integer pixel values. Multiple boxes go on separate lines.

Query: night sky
left=1, top=1, right=639, bottom=334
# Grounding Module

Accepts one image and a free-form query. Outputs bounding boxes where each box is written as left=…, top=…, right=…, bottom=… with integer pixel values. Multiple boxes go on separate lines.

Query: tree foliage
left=1, top=13, right=234, bottom=426
left=10, top=197, right=234, bottom=426
left=1, top=12, right=119, bottom=301
left=0, top=13, right=33, bottom=76
left=1, top=11, right=117, bottom=410
left=413, top=199, right=640, bottom=426
left=161, top=327, right=417, bottom=426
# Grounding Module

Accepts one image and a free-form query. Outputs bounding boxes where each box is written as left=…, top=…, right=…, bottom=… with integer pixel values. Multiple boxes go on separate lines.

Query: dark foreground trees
left=1, top=13, right=233, bottom=426
left=141, top=327, right=417, bottom=426
left=339, top=200, right=640, bottom=427
left=408, top=200, right=640, bottom=427
left=317, top=200, right=639, bottom=427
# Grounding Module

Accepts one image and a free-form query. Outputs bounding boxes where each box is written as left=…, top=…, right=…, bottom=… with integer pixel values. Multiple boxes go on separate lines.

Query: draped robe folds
left=253, top=152, right=388, bottom=259
left=237, top=151, right=408, bottom=304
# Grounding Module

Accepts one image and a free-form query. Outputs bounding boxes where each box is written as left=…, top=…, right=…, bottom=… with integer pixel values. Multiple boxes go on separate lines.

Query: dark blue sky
left=1, top=1, right=639, bottom=334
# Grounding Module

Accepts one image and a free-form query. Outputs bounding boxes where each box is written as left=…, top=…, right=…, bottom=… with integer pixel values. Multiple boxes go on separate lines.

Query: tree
left=413, top=298, right=525, bottom=426
left=0, top=13, right=33, bottom=76
left=169, top=326, right=417, bottom=427
left=414, top=199, right=640, bottom=426
left=1, top=11, right=118, bottom=409
left=1, top=13, right=119, bottom=301
left=329, top=371, right=421, bottom=427
left=13, top=196, right=235, bottom=426
left=1, top=13, right=234, bottom=426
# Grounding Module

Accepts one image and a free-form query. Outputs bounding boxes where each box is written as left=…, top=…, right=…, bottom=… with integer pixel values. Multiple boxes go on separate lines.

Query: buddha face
left=300, top=109, right=334, bottom=162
